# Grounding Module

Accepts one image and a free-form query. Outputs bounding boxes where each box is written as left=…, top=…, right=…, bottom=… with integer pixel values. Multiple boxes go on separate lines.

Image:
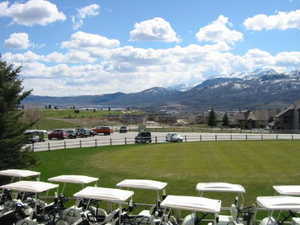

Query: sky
left=1, top=0, right=300, bottom=96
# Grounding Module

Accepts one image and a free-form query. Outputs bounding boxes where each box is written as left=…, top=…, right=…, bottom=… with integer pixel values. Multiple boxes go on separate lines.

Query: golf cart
left=47, top=175, right=99, bottom=225
left=256, top=196, right=300, bottom=225
left=196, top=182, right=253, bottom=225
left=0, top=180, right=59, bottom=225
left=0, top=169, right=41, bottom=220
left=116, top=179, right=168, bottom=224
left=73, top=186, right=135, bottom=225
left=160, top=195, right=221, bottom=225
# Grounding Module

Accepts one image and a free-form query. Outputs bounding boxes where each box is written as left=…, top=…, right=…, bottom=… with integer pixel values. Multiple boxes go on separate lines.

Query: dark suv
left=135, top=131, right=152, bottom=144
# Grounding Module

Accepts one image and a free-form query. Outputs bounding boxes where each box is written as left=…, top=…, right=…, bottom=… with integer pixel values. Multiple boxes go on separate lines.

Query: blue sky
left=1, top=0, right=300, bottom=96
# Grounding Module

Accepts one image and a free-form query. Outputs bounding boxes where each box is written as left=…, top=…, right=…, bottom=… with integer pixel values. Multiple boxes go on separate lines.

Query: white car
left=166, top=133, right=183, bottom=142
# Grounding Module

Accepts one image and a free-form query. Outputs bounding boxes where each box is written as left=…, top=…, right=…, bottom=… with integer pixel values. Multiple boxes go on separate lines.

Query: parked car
left=135, top=131, right=152, bottom=144
left=166, top=133, right=183, bottom=142
left=65, top=129, right=77, bottom=139
left=119, top=126, right=128, bottom=133
left=24, top=130, right=47, bottom=143
left=76, top=128, right=96, bottom=137
left=48, top=129, right=68, bottom=140
left=92, top=126, right=113, bottom=135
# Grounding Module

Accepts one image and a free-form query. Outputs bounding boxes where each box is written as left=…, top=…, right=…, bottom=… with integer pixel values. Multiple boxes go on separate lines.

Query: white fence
left=29, top=133, right=300, bottom=152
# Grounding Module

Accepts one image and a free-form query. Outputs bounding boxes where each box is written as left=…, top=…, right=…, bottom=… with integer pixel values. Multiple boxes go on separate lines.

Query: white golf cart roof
left=116, top=179, right=167, bottom=191
left=0, top=181, right=58, bottom=193
left=74, top=186, right=134, bottom=204
left=0, top=169, right=40, bottom=178
left=273, top=185, right=300, bottom=196
left=48, top=175, right=99, bottom=184
left=257, top=196, right=300, bottom=210
left=196, top=182, right=245, bottom=193
left=161, top=195, right=221, bottom=213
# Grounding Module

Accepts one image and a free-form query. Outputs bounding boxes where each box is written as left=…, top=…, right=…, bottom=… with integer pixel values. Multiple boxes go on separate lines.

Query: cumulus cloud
left=129, top=17, right=180, bottom=42
left=4, top=32, right=30, bottom=49
left=196, top=15, right=243, bottom=46
left=0, top=0, right=66, bottom=26
left=244, top=10, right=300, bottom=30
left=72, top=4, right=100, bottom=30
left=4, top=44, right=300, bottom=96
left=61, top=31, right=120, bottom=49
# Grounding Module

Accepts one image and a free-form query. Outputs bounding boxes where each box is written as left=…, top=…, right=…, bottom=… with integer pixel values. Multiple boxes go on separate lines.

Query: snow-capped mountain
left=24, top=69, right=300, bottom=110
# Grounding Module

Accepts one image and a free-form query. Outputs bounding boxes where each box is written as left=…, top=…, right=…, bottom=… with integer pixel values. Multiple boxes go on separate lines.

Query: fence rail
left=28, top=133, right=300, bottom=152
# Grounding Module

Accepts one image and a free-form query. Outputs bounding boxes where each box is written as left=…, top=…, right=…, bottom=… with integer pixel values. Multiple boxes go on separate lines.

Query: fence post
left=155, top=136, right=157, bottom=144
left=110, top=138, right=112, bottom=145
left=95, top=139, right=97, bottom=147
left=276, top=134, right=278, bottom=140
left=292, top=134, right=294, bottom=141
left=32, top=142, right=34, bottom=152
left=215, top=135, right=217, bottom=141
left=64, top=141, right=66, bottom=150
left=245, top=134, right=248, bottom=141
left=261, top=134, right=263, bottom=141
left=200, top=134, right=202, bottom=141
left=79, top=140, right=82, bottom=148
left=125, top=137, right=127, bottom=145
left=185, top=136, right=187, bottom=142
left=230, top=134, right=232, bottom=141
left=48, top=142, right=50, bottom=151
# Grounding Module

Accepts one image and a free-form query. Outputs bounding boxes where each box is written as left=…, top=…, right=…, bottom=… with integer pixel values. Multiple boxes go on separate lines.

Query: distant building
left=274, top=100, right=300, bottom=130
left=231, top=109, right=276, bottom=129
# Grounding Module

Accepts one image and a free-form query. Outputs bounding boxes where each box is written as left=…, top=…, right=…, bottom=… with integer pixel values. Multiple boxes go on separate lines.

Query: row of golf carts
left=1, top=170, right=300, bottom=225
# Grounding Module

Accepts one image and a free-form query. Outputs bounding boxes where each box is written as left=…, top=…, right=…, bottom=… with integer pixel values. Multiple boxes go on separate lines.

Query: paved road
left=28, top=132, right=300, bottom=152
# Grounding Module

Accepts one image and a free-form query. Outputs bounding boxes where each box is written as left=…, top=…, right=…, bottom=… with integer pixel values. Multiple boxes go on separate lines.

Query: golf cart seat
left=138, top=210, right=151, bottom=217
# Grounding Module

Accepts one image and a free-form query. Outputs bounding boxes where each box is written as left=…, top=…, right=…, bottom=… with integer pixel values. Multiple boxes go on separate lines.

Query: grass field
left=32, top=118, right=79, bottom=130
left=41, top=109, right=126, bottom=119
left=33, top=141, right=300, bottom=206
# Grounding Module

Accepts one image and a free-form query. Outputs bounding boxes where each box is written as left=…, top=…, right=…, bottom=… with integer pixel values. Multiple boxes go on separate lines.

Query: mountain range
left=24, top=69, right=300, bottom=111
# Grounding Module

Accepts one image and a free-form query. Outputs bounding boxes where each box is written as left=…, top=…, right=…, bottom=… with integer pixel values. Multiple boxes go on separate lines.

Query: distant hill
left=23, top=69, right=300, bottom=111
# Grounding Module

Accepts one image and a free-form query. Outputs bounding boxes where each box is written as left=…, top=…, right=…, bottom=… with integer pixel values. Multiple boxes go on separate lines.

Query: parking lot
left=28, top=132, right=300, bottom=152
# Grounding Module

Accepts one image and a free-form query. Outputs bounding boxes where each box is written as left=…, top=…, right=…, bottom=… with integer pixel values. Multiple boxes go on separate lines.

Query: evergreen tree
left=208, top=109, right=217, bottom=127
left=222, top=112, right=229, bottom=127
left=0, top=59, right=36, bottom=171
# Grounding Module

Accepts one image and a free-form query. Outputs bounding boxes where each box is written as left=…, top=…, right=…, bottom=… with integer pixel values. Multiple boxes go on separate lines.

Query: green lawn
left=33, top=141, right=300, bottom=206
left=41, top=109, right=124, bottom=119
left=31, top=118, right=79, bottom=130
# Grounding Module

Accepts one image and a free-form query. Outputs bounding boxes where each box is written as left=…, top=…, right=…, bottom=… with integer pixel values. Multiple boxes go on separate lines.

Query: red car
left=92, top=126, right=113, bottom=135
left=48, top=130, right=68, bottom=140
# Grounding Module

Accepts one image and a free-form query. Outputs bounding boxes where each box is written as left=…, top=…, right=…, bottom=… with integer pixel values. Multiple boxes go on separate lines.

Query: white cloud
left=72, top=4, right=100, bottom=30
left=129, top=17, right=180, bottom=42
left=276, top=51, right=300, bottom=67
left=196, top=15, right=243, bottom=46
left=61, top=31, right=120, bottom=49
left=244, top=10, right=300, bottom=30
left=4, top=32, right=30, bottom=49
left=2, top=51, right=42, bottom=63
left=0, top=0, right=66, bottom=26
left=4, top=44, right=300, bottom=96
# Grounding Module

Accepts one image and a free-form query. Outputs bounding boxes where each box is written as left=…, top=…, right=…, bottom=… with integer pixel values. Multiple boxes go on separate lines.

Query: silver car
left=166, top=133, right=183, bottom=142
